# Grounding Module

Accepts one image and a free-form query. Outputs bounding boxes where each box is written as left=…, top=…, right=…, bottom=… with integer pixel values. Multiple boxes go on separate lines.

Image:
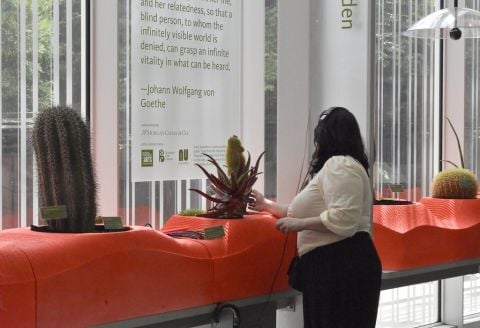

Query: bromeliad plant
left=190, top=135, right=264, bottom=218
left=432, top=117, right=478, bottom=199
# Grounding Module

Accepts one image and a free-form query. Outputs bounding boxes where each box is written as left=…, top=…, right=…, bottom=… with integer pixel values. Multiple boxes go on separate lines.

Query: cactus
left=32, top=106, right=97, bottom=232
left=190, top=135, right=264, bottom=218
left=431, top=117, right=478, bottom=199
left=432, top=168, right=477, bottom=198
left=225, top=135, right=246, bottom=177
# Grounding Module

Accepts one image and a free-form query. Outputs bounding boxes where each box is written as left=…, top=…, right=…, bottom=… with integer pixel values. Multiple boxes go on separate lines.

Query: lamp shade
left=403, top=7, right=480, bottom=39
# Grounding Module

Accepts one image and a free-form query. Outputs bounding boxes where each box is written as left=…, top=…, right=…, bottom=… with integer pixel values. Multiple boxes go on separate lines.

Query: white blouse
left=289, top=155, right=373, bottom=256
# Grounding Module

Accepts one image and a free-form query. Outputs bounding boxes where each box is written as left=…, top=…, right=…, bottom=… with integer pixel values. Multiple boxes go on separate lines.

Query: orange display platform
left=0, top=213, right=296, bottom=328
left=373, top=197, right=480, bottom=270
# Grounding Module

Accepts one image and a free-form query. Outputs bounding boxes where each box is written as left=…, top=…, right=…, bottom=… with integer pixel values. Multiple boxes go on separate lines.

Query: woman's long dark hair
left=308, top=107, right=369, bottom=177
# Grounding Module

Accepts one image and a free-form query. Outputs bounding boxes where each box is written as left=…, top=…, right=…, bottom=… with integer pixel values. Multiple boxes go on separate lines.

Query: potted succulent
left=190, top=135, right=264, bottom=218
left=32, top=106, right=98, bottom=232
left=431, top=117, right=478, bottom=199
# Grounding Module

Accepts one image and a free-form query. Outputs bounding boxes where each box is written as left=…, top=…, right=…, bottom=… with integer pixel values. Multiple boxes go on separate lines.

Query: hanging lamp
left=403, top=0, right=480, bottom=40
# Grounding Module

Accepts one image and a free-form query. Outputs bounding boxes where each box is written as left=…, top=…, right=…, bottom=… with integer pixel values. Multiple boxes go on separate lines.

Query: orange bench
left=373, top=197, right=480, bottom=270
left=0, top=213, right=295, bottom=327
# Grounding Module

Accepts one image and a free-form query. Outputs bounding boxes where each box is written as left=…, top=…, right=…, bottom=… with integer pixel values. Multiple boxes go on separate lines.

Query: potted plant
left=431, top=117, right=478, bottom=198
left=190, top=135, right=264, bottom=218
left=32, top=106, right=97, bottom=232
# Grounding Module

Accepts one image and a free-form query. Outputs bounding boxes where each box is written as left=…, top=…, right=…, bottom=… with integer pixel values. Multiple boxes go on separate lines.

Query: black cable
left=252, top=230, right=292, bottom=327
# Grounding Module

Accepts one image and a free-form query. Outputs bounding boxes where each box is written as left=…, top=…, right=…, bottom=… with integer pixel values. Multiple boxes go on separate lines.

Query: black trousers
left=301, top=232, right=382, bottom=328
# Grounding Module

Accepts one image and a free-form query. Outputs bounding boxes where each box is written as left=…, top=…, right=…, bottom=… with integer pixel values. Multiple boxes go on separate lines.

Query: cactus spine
left=32, top=106, right=97, bottom=232
left=431, top=117, right=478, bottom=199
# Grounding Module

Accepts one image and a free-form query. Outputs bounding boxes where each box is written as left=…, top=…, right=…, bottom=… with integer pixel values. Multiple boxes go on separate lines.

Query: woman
left=250, top=107, right=382, bottom=328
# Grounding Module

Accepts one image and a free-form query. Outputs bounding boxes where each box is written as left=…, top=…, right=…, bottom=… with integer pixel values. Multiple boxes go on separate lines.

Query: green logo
left=141, top=150, right=153, bottom=167
left=179, top=149, right=188, bottom=162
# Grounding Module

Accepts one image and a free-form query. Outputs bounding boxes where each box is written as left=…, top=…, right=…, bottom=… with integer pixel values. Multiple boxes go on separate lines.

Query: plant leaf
left=194, top=164, right=233, bottom=194
left=252, top=151, right=266, bottom=174
left=440, top=159, right=459, bottom=168
left=202, top=153, right=230, bottom=181
left=445, top=117, right=464, bottom=168
left=189, top=188, right=228, bottom=203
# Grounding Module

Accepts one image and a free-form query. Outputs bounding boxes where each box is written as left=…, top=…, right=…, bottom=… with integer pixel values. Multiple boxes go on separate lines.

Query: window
left=265, top=0, right=277, bottom=200
left=377, top=283, right=439, bottom=328
left=374, top=0, right=439, bottom=203
left=465, top=274, right=480, bottom=323
left=0, top=0, right=87, bottom=230
left=375, top=0, right=441, bottom=327
left=117, top=0, right=275, bottom=226
left=463, top=0, right=480, bottom=323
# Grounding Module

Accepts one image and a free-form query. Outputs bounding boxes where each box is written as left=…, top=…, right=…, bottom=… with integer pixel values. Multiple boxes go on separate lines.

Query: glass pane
left=464, top=274, right=480, bottom=322
left=265, top=0, right=277, bottom=199
left=463, top=0, right=480, bottom=324
left=374, top=0, right=439, bottom=203
left=377, top=282, right=439, bottom=328
left=464, top=0, right=480, bottom=176
left=375, top=0, right=440, bottom=327
left=117, top=0, right=276, bottom=226
left=0, top=0, right=86, bottom=230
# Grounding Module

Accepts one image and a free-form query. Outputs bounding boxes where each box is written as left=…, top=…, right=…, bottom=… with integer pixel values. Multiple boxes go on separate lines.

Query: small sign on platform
left=204, top=225, right=225, bottom=240
left=102, top=217, right=124, bottom=231
left=40, top=205, right=68, bottom=221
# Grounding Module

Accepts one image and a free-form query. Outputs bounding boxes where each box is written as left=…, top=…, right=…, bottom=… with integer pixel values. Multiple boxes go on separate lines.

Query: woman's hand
left=248, top=189, right=290, bottom=218
left=276, top=217, right=304, bottom=233
left=248, top=189, right=267, bottom=212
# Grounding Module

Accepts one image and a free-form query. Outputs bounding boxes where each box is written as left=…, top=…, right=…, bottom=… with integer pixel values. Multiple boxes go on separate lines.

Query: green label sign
left=389, top=183, right=405, bottom=193
left=204, top=225, right=225, bottom=240
left=102, top=217, right=124, bottom=230
left=40, top=205, right=68, bottom=220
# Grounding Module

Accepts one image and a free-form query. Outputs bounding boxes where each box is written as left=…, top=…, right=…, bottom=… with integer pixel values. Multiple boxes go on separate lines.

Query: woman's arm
left=276, top=215, right=328, bottom=233
left=249, top=189, right=289, bottom=218
left=277, top=158, right=365, bottom=236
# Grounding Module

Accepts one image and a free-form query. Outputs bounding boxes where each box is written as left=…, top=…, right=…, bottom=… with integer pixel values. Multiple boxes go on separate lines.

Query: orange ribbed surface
left=0, top=213, right=296, bottom=327
left=373, top=197, right=480, bottom=270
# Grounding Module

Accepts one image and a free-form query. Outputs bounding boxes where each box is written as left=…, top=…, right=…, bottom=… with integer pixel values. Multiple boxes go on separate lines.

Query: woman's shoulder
left=323, top=156, right=366, bottom=175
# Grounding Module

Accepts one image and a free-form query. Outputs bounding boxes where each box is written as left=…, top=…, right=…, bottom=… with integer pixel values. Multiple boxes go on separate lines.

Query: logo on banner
left=141, top=150, right=154, bottom=167
left=179, top=149, right=189, bottom=162
left=159, top=149, right=165, bottom=162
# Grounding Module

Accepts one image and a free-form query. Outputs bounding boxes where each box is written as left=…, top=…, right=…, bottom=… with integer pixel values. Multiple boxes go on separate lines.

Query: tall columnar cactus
left=32, top=106, right=97, bottom=232
left=190, top=135, right=264, bottom=218
left=432, top=117, right=478, bottom=199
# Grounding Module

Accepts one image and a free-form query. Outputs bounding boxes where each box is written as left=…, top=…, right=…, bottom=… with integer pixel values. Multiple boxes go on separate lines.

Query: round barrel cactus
left=431, top=168, right=478, bottom=199
left=432, top=117, right=478, bottom=199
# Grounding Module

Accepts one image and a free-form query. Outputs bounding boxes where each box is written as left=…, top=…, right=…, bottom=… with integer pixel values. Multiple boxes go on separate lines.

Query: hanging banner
left=131, top=0, right=241, bottom=181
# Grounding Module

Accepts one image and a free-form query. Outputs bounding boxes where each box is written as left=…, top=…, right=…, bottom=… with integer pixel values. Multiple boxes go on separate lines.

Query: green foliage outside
left=2, top=0, right=54, bottom=118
